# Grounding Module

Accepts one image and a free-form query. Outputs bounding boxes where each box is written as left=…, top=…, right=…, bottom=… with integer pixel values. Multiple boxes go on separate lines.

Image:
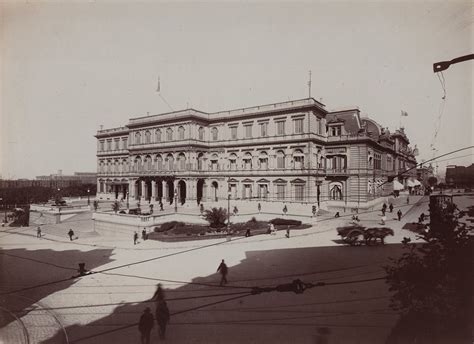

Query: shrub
left=159, top=221, right=184, bottom=232
left=270, top=218, right=302, bottom=226
left=250, top=216, right=257, bottom=223
left=204, top=207, right=228, bottom=228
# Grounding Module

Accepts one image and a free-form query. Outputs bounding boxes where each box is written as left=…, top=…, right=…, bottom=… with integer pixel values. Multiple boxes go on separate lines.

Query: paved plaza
left=1, top=194, right=472, bottom=343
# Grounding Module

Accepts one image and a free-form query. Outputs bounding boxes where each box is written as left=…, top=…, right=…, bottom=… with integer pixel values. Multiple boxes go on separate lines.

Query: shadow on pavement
left=43, top=242, right=410, bottom=344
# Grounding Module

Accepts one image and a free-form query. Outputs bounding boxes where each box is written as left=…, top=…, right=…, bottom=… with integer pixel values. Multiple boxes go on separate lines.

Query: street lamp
left=87, top=189, right=90, bottom=205
left=174, top=189, right=178, bottom=213
left=227, top=190, right=231, bottom=230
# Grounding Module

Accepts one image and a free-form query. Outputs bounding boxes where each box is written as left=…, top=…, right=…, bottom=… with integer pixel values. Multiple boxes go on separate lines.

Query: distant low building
left=35, top=172, right=97, bottom=188
left=417, top=164, right=435, bottom=187
left=445, top=164, right=474, bottom=188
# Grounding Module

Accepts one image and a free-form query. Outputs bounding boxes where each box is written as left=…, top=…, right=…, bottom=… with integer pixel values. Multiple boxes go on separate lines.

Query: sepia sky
left=1, top=1, right=472, bottom=179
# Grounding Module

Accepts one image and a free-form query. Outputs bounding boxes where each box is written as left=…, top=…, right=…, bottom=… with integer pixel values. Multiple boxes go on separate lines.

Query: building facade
left=95, top=98, right=417, bottom=209
left=445, top=164, right=474, bottom=188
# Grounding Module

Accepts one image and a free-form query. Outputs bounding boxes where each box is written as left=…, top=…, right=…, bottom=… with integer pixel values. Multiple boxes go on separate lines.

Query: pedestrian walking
left=155, top=300, right=170, bottom=340
left=397, top=209, right=402, bottom=221
left=68, top=229, right=74, bottom=241
left=285, top=227, right=290, bottom=238
left=407, top=197, right=410, bottom=205
left=382, top=203, right=387, bottom=212
left=334, top=212, right=340, bottom=218
left=152, top=283, right=165, bottom=302
left=217, top=259, right=228, bottom=286
left=245, top=228, right=251, bottom=237
left=269, top=223, right=276, bottom=235
left=142, top=229, right=147, bottom=241
left=37, top=226, right=42, bottom=238
left=134, top=231, right=139, bottom=245
left=382, top=208, right=386, bottom=216
left=138, top=307, right=154, bottom=344
left=159, top=201, right=164, bottom=211
left=389, top=203, right=394, bottom=213
left=381, top=215, right=387, bottom=225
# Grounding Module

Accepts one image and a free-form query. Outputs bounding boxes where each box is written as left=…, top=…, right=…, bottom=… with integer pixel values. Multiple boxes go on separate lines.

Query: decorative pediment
left=256, top=178, right=270, bottom=183
left=291, top=178, right=306, bottom=184
left=273, top=178, right=287, bottom=184
left=242, top=178, right=254, bottom=183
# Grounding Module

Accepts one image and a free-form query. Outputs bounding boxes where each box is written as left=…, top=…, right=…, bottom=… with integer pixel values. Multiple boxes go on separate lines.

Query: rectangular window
left=317, top=118, right=322, bottom=134
left=244, top=124, right=252, bottom=138
left=107, top=140, right=112, bottom=151
left=374, top=153, right=382, bottom=170
left=276, top=184, right=285, bottom=200
left=99, top=141, right=104, bottom=151
left=230, top=126, right=237, bottom=140
left=122, top=138, right=128, bottom=149
left=387, top=156, right=393, bottom=171
left=330, top=126, right=341, bottom=136
left=260, top=122, right=268, bottom=137
left=295, top=184, right=304, bottom=201
left=294, top=118, right=304, bottom=134
left=115, top=140, right=120, bottom=150
left=276, top=121, right=285, bottom=135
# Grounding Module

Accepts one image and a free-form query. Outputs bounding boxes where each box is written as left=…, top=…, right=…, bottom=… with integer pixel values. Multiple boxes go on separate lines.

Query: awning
left=393, top=180, right=404, bottom=191
left=413, top=179, right=422, bottom=186
left=407, top=179, right=416, bottom=187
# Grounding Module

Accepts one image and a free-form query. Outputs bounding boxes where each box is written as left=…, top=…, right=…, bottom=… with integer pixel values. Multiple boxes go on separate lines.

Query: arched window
left=135, top=132, right=141, bottom=145
left=166, top=128, right=173, bottom=141
left=178, top=126, right=185, bottom=140
left=259, top=151, right=268, bottom=170
left=114, top=160, right=120, bottom=173
left=107, top=160, right=112, bottom=172
left=198, top=127, right=204, bottom=140
left=211, top=127, right=218, bottom=141
left=122, top=159, right=128, bottom=172
left=178, top=153, right=186, bottom=170
left=156, top=129, right=162, bottom=142
left=134, top=156, right=142, bottom=172
left=229, top=153, right=238, bottom=170
left=276, top=150, right=285, bottom=169
left=293, top=149, right=304, bottom=169
left=145, top=155, right=152, bottom=171
left=99, top=161, right=105, bottom=173
left=243, top=152, right=252, bottom=170
left=156, top=154, right=163, bottom=170
left=166, top=153, right=174, bottom=170
left=145, top=130, right=151, bottom=144
left=197, top=152, right=204, bottom=170
left=330, top=184, right=343, bottom=200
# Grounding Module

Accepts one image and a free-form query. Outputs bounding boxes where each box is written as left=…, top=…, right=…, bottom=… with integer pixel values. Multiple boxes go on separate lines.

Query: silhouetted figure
left=134, top=231, right=139, bottom=245
left=37, top=226, right=42, bottom=238
left=285, top=227, right=290, bottom=238
left=283, top=205, right=288, bottom=215
left=382, top=207, right=386, bottom=216
left=152, top=283, right=165, bottom=303
left=217, top=259, right=228, bottom=286
left=420, top=212, right=425, bottom=222
left=389, top=203, right=394, bottom=213
left=139, top=307, right=154, bottom=344
left=397, top=209, right=402, bottom=221
left=245, top=228, right=251, bottom=237
left=382, top=203, right=387, bottom=213
left=334, top=212, right=340, bottom=218
left=155, top=300, right=170, bottom=340
left=142, top=229, right=147, bottom=241
left=159, top=201, right=164, bottom=211
left=68, top=229, right=74, bottom=241
left=407, top=197, right=410, bottom=205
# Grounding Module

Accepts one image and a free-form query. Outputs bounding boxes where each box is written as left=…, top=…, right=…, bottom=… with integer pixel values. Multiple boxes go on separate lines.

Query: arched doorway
left=197, top=179, right=205, bottom=204
left=135, top=180, right=141, bottom=200
left=157, top=180, right=163, bottom=202
left=178, top=180, right=186, bottom=205
left=167, top=180, right=174, bottom=204
left=211, top=181, right=218, bottom=202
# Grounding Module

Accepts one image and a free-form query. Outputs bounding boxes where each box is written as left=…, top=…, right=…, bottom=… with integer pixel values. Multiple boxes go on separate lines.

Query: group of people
left=139, top=284, right=170, bottom=344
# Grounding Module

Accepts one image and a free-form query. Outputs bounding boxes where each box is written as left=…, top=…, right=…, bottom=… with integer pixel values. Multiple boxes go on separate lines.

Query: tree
left=204, top=207, right=227, bottom=229
left=427, top=176, right=438, bottom=187
left=384, top=200, right=472, bottom=343
left=111, top=201, right=120, bottom=214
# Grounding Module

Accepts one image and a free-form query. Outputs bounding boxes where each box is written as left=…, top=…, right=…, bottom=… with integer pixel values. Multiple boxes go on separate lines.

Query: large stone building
left=95, top=98, right=417, bottom=209
left=445, top=164, right=474, bottom=188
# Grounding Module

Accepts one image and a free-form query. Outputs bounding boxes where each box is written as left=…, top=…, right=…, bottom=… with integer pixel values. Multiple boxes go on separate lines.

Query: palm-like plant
left=204, top=207, right=227, bottom=229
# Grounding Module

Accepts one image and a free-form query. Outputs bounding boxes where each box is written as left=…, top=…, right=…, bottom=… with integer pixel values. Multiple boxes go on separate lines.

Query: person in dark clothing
left=245, top=228, right=251, bottom=237
left=382, top=203, right=387, bottom=213
left=159, top=201, right=164, bottom=211
left=389, top=203, right=394, bottom=213
left=382, top=208, right=386, bottom=216
left=68, top=229, right=74, bottom=241
left=285, top=227, right=290, bottom=238
left=155, top=300, right=170, bottom=340
left=334, top=212, right=340, bottom=218
left=37, top=226, right=42, bottom=238
left=142, top=229, right=147, bottom=241
left=139, top=307, right=154, bottom=344
left=397, top=209, right=402, bottom=221
left=420, top=212, right=425, bottom=222
left=217, top=259, right=228, bottom=286
left=152, top=283, right=165, bottom=303
left=134, top=231, right=139, bottom=245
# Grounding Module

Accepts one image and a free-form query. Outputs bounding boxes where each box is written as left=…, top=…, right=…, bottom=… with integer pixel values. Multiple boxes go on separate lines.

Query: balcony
left=96, top=127, right=129, bottom=137
left=325, top=168, right=348, bottom=176
left=327, top=134, right=372, bottom=142
left=97, top=149, right=129, bottom=156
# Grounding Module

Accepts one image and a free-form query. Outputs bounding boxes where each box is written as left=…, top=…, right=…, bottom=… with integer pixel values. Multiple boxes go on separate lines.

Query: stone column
left=151, top=180, right=157, bottom=201
left=162, top=180, right=167, bottom=202
left=141, top=180, right=146, bottom=202
left=97, top=180, right=101, bottom=195
left=129, top=179, right=135, bottom=200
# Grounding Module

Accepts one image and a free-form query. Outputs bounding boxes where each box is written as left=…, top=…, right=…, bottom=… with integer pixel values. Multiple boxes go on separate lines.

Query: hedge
left=269, top=218, right=302, bottom=226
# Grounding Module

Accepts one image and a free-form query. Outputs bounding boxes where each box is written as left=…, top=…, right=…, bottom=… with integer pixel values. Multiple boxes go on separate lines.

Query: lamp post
left=126, top=191, right=129, bottom=209
left=174, top=189, right=178, bottom=213
left=87, top=189, right=90, bottom=205
left=227, top=190, right=231, bottom=230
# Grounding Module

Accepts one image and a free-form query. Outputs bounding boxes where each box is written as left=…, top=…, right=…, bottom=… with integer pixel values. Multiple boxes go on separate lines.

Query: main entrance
left=178, top=180, right=186, bottom=205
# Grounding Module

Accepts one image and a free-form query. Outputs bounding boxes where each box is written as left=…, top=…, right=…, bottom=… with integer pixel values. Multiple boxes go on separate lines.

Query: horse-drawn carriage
left=337, top=225, right=394, bottom=246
